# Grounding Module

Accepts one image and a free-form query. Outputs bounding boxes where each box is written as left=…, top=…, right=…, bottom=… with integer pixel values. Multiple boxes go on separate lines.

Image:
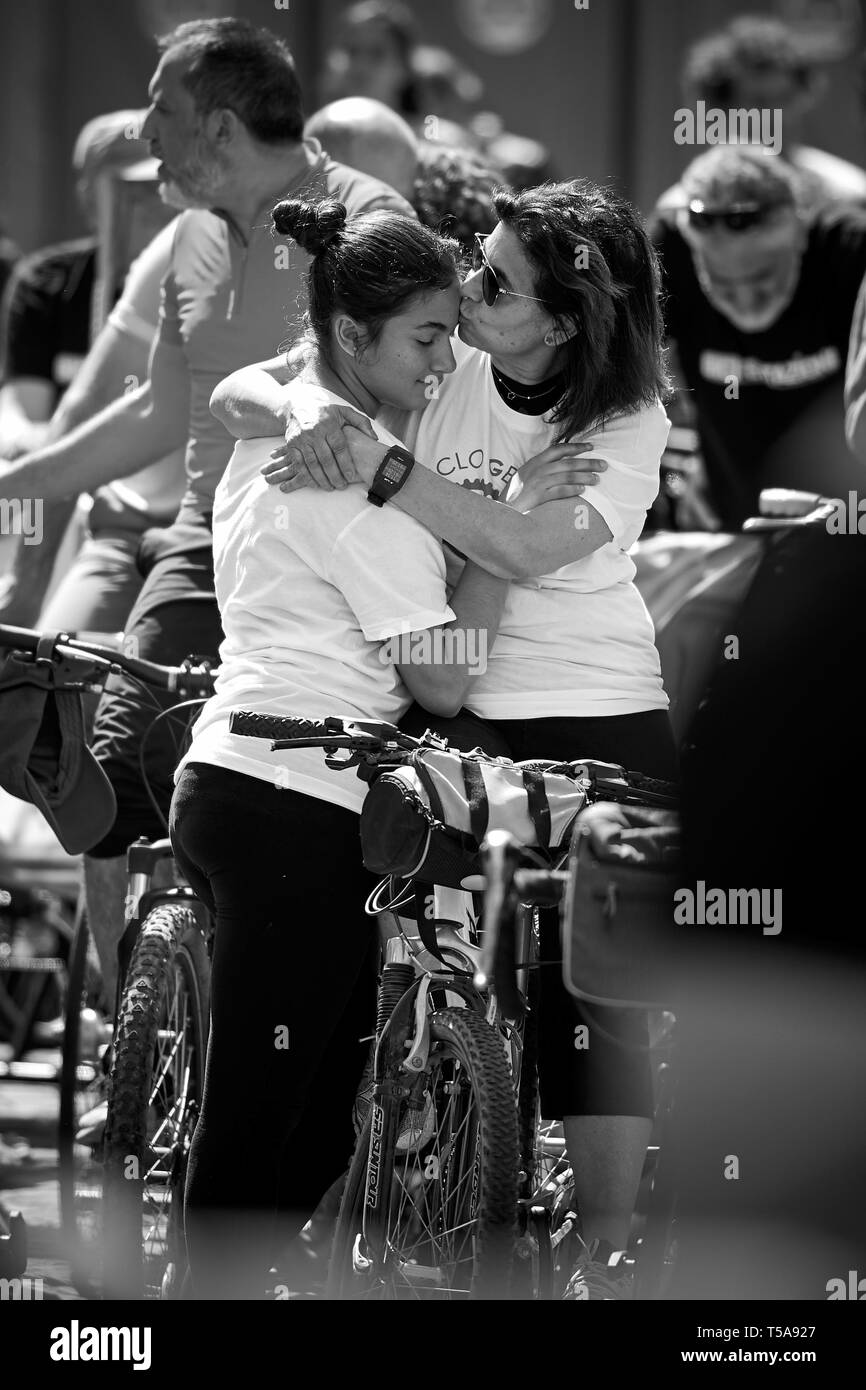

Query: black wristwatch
left=366, top=445, right=416, bottom=507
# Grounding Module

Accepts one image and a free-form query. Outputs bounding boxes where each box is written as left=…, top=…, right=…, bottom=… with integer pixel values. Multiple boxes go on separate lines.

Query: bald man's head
left=305, top=97, right=417, bottom=201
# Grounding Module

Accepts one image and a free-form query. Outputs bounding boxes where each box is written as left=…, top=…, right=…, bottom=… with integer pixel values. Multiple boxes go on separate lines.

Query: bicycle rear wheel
left=102, top=901, right=209, bottom=1299
left=327, top=1006, right=519, bottom=1301
left=58, top=900, right=110, bottom=1295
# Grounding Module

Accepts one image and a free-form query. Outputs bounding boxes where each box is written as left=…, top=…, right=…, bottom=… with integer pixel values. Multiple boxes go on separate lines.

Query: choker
left=491, top=362, right=565, bottom=412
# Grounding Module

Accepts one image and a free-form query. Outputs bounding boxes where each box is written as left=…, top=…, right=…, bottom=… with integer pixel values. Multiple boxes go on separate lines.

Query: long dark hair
left=272, top=197, right=460, bottom=360
left=493, top=181, right=672, bottom=438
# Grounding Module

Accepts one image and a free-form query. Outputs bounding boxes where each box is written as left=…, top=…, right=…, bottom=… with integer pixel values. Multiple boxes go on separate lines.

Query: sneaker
left=563, top=1237, right=634, bottom=1300
left=395, top=1093, right=436, bottom=1153
left=74, top=1099, right=107, bottom=1147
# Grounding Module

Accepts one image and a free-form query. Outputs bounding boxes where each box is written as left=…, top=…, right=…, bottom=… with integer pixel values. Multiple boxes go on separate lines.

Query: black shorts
left=398, top=703, right=679, bottom=1120
left=88, top=540, right=223, bottom=859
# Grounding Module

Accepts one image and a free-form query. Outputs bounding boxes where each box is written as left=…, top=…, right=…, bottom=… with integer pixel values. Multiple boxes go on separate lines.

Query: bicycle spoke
left=375, top=1050, right=486, bottom=1294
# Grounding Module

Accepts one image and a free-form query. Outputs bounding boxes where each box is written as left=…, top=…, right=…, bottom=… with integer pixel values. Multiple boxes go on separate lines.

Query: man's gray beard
left=159, top=179, right=206, bottom=212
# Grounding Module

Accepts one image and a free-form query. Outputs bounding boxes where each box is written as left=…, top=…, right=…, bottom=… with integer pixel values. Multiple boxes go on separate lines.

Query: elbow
left=404, top=669, right=469, bottom=719
left=417, top=682, right=466, bottom=719
left=425, top=692, right=465, bottom=719
left=209, top=380, right=233, bottom=427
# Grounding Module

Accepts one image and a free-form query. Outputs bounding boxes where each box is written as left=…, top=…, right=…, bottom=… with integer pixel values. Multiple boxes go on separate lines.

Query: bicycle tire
left=58, top=899, right=107, bottom=1295
left=327, top=1006, right=519, bottom=1301
left=101, top=902, right=209, bottom=1300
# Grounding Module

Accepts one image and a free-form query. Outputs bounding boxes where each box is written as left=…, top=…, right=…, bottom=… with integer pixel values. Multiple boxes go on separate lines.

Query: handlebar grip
left=229, top=711, right=336, bottom=741
left=0, top=624, right=40, bottom=653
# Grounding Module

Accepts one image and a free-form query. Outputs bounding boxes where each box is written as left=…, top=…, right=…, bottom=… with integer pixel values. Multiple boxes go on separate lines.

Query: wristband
left=366, top=445, right=416, bottom=507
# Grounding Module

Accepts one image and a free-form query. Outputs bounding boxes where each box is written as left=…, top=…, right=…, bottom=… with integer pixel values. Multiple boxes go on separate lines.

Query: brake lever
left=324, top=748, right=362, bottom=770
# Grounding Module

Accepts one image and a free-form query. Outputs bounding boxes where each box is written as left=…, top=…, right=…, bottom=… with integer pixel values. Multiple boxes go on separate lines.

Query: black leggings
left=398, top=704, right=679, bottom=1120
left=170, top=763, right=378, bottom=1299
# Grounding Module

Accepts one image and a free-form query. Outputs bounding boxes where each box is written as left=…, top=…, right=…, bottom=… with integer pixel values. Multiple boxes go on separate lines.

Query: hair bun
left=272, top=197, right=347, bottom=255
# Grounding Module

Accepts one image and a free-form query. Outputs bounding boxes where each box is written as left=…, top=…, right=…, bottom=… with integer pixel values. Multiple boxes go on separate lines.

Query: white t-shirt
left=175, top=381, right=454, bottom=813
left=382, top=340, right=671, bottom=718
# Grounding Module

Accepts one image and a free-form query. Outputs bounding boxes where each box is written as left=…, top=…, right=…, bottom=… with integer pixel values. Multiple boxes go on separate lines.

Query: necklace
left=491, top=362, right=564, bottom=406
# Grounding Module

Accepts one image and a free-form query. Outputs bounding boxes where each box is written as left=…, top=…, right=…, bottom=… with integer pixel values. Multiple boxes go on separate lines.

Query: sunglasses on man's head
left=686, top=200, right=776, bottom=233
left=472, top=233, right=549, bottom=307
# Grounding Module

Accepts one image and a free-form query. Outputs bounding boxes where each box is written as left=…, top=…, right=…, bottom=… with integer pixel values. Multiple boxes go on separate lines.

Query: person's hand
left=260, top=402, right=379, bottom=492
left=506, top=443, right=607, bottom=512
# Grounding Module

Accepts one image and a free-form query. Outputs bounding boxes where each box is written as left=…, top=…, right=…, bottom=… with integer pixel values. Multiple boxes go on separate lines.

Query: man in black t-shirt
left=650, top=146, right=866, bottom=529
left=0, top=241, right=96, bottom=458
left=0, top=109, right=163, bottom=461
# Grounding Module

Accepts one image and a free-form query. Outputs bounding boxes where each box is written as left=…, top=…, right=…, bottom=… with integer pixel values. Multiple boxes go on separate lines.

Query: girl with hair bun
left=215, top=178, right=679, bottom=1301
left=170, top=199, right=510, bottom=1299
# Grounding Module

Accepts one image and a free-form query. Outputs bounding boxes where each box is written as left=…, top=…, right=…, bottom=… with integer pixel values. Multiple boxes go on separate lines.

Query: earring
left=544, top=331, right=556, bottom=346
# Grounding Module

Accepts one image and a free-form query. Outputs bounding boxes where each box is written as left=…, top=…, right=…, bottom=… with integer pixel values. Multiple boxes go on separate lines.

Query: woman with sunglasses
left=212, top=179, right=676, bottom=1300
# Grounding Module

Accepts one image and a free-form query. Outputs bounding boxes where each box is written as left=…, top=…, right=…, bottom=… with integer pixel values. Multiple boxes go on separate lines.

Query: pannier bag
left=562, top=802, right=682, bottom=1010
left=360, top=746, right=590, bottom=889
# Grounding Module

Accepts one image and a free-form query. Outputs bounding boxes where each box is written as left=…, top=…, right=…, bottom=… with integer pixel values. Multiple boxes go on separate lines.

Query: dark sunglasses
left=472, top=234, right=549, bottom=307
left=686, top=200, right=777, bottom=233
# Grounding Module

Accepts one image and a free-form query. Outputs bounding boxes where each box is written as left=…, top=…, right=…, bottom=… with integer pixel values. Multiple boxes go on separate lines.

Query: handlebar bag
left=0, top=649, right=117, bottom=854
left=562, top=802, right=682, bottom=1009
left=359, top=746, right=589, bottom=889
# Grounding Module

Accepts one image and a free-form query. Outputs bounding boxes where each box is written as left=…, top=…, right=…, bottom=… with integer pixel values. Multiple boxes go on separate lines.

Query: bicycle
left=476, top=826, right=679, bottom=1301
left=228, top=709, right=678, bottom=1300
left=0, top=621, right=216, bottom=1299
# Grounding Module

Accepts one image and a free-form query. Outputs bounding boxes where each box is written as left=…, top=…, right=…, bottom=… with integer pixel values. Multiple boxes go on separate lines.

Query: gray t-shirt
left=157, top=138, right=414, bottom=530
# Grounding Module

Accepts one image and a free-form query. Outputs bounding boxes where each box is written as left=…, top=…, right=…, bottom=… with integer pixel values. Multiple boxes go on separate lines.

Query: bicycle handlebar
left=228, top=711, right=680, bottom=806
left=0, top=622, right=217, bottom=696
left=229, top=710, right=429, bottom=753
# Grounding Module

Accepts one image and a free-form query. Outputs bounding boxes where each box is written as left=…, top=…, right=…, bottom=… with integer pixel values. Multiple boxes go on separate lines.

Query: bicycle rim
left=329, top=1007, right=518, bottom=1301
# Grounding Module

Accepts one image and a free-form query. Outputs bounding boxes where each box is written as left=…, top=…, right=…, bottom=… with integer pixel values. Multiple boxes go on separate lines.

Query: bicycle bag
left=359, top=746, right=589, bottom=889
left=0, top=648, right=117, bottom=855
left=562, top=802, right=682, bottom=1010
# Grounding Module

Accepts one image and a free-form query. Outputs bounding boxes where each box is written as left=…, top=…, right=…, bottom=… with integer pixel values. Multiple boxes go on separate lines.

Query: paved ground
left=1, top=1054, right=84, bottom=1300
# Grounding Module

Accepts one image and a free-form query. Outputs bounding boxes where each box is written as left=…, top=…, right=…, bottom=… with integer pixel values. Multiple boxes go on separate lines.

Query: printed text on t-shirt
left=435, top=449, right=518, bottom=492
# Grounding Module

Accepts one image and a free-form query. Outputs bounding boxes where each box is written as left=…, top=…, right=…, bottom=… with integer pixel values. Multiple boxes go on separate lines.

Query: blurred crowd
left=4, top=4, right=866, bottom=598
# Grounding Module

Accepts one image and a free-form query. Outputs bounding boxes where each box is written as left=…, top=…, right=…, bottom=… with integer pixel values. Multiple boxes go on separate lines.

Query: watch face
left=381, top=458, right=405, bottom=485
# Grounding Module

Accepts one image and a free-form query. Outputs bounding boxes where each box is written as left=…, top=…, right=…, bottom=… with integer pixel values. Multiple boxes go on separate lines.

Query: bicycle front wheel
left=328, top=1006, right=519, bottom=1301
left=101, top=901, right=209, bottom=1300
